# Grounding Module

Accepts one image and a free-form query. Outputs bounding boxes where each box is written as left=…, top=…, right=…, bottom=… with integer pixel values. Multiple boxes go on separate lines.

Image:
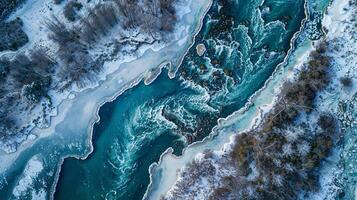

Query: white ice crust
left=0, top=0, right=213, bottom=174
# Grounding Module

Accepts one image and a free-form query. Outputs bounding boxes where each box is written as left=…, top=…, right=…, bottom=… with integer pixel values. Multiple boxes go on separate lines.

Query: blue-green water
left=55, top=71, right=186, bottom=200
left=54, top=0, right=307, bottom=199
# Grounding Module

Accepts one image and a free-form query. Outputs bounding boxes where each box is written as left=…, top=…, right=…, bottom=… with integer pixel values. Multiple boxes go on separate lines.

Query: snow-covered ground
left=0, top=0, right=212, bottom=154
left=144, top=0, right=357, bottom=198
left=0, top=0, right=212, bottom=173
left=144, top=30, right=314, bottom=200
left=308, top=0, right=357, bottom=198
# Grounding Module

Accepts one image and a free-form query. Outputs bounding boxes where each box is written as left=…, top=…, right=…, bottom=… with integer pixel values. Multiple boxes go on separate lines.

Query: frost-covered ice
left=12, top=155, right=45, bottom=199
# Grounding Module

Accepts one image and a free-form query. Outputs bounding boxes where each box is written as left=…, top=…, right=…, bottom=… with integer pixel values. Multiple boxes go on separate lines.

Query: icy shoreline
left=0, top=0, right=205, bottom=154
left=0, top=0, right=214, bottom=199
left=142, top=0, right=353, bottom=198
left=0, top=0, right=210, bottom=159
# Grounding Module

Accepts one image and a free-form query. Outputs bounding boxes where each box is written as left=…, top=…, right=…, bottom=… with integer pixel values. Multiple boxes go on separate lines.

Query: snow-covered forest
left=0, top=0, right=180, bottom=151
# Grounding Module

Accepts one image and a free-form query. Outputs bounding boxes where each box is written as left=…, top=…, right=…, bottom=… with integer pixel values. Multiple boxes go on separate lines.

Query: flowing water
left=0, top=0, right=342, bottom=199
left=54, top=0, right=309, bottom=199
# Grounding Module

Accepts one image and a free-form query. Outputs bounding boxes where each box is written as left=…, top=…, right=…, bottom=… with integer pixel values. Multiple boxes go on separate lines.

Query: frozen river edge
left=143, top=0, right=355, bottom=198
left=0, top=0, right=213, bottom=199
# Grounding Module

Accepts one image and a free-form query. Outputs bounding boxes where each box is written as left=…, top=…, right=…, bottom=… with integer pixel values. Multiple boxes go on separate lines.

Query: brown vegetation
left=208, top=42, right=337, bottom=199
left=168, top=42, right=339, bottom=200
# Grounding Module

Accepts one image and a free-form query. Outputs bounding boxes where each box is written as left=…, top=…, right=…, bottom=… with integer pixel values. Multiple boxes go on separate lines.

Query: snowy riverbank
left=0, top=1, right=212, bottom=199
left=0, top=0, right=210, bottom=154
left=144, top=0, right=357, bottom=198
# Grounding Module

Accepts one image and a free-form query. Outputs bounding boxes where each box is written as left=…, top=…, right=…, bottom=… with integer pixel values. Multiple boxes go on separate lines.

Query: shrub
left=0, top=49, right=54, bottom=138
left=0, top=18, right=29, bottom=51
left=63, top=1, right=82, bottom=22
left=46, top=16, right=77, bottom=44
left=79, top=4, right=119, bottom=44
left=113, top=0, right=178, bottom=35
left=174, top=42, right=338, bottom=200
left=63, top=2, right=77, bottom=21
left=46, top=0, right=179, bottom=88
left=53, top=0, right=64, bottom=5
left=340, top=76, right=352, bottom=87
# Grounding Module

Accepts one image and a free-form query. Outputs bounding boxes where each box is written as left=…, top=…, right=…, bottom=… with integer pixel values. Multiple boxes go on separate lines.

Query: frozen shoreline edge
left=47, top=0, right=214, bottom=199
left=143, top=0, right=338, bottom=198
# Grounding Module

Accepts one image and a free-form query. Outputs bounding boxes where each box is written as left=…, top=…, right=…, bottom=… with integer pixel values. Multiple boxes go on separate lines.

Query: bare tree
left=29, top=48, right=55, bottom=74
left=46, top=16, right=76, bottom=44
left=62, top=0, right=83, bottom=22
left=97, top=4, right=119, bottom=27
left=63, top=1, right=77, bottom=21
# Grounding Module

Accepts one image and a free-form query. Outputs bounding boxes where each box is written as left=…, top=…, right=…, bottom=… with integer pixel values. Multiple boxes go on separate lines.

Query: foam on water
left=144, top=0, right=336, bottom=197
left=54, top=0, right=309, bottom=199
left=0, top=0, right=213, bottom=199
left=1, top=0, right=343, bottom=199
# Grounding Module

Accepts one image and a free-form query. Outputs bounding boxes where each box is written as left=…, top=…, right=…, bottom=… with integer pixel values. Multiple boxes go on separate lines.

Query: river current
left=55, top=0, right=311, bottom=199
left=0, top=0, right=335, bottom=199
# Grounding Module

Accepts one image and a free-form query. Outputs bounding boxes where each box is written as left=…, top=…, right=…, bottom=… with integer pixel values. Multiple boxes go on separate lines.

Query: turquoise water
left=54, top=0, right=307, bottom=199
left=0, top=0, right=338, bottom=199
left=55, top=71, right=186, bottom=200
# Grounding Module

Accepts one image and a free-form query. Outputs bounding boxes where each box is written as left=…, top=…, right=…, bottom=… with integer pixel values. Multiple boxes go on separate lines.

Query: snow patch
left=12, top=155, right=45, bottom=199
